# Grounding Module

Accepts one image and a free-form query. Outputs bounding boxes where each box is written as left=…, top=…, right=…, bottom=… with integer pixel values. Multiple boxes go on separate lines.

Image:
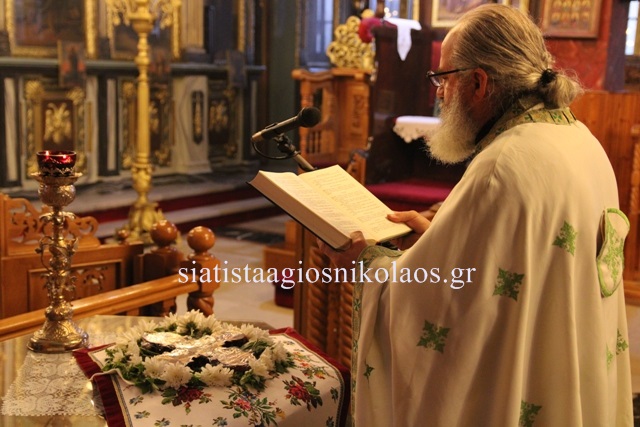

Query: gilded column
left=118, top=0, right=165, bottom=243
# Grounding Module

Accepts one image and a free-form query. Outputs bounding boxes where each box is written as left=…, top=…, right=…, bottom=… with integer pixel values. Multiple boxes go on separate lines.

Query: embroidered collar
left=475, top=98, right=577, bottom=154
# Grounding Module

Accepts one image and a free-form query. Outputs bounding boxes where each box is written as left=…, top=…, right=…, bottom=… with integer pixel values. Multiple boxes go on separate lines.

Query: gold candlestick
left=28, top=151, right=88, bottom=353
left=117, top=0, right=165, bottom=243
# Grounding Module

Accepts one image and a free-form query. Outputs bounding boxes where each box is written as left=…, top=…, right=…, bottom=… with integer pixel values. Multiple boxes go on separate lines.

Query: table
left=0, top=316, right=145, bottom=426
left=0, top=315, right=348, bottom=427
left=392, top=115, right=441, bottom=142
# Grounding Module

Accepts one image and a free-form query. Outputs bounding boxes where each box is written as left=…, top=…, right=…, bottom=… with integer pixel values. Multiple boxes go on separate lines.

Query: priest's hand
left=317, top=231, right=370, bottom=270
left=387, top=210, right=431, bottom=250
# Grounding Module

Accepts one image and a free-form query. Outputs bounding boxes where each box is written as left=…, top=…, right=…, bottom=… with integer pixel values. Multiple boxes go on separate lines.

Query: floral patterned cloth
left=74, top=328, right=349, bottom=427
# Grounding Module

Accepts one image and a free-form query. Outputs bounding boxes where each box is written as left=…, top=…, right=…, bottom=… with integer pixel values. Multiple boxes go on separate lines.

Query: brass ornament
left=29, top=168, right=88, bottom=353
left=326, top=16, right=374, bottom=72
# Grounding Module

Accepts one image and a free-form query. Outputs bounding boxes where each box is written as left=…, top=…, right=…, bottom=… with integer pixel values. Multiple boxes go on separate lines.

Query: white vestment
left=352, top=106, right=633, bottom=426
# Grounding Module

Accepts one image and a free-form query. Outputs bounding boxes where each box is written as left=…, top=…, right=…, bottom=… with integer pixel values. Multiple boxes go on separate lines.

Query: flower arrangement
left=102, top=310, right=294, bottom=400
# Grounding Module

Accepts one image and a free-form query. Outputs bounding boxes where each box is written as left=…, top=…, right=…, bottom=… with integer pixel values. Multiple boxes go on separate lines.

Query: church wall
left=0, top=0, right=268, bottom=192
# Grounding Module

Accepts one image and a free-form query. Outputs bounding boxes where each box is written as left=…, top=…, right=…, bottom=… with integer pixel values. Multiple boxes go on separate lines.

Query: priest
left=319, top=4, right=633, bottom=426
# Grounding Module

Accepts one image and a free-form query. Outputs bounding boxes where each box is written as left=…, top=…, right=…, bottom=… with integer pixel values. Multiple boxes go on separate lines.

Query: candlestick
left=29, top=151, right=88, bottom=353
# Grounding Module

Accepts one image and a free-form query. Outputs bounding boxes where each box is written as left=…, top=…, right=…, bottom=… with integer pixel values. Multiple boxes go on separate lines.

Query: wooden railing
left=0, top=274, right=197, bottom=341
left=0, top=191, right=223, bottom=341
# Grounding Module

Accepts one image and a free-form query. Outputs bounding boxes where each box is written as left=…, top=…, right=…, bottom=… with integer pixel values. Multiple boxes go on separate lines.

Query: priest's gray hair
left=449, top=4, right=583, bottom=109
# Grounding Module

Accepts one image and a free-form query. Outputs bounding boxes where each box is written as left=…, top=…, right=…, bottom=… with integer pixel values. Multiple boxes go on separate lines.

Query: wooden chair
left=0, top=192, right=222, bottom=341
left=0, top=221, right=222, bottom=341
left=292, top=68, right=371, bottom=169
left=0, top=194, right=143, bottom=318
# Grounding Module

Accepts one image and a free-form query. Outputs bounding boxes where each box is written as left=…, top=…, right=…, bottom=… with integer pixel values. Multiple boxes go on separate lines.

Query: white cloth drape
left=385, top=18, right=422, bottom=61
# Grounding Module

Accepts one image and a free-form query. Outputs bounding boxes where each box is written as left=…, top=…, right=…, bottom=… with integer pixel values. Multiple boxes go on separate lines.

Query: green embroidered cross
left=364, top=363, right=374, bottom=380
left=617, top=329, right=629, bottom=355
left=493, top=268, right=525, bottom=301
left=417, top=320, right=450, bottom=353
left=519, top=400, right=542, bottom=427
left=553, top=221, right=577, bottom=255
left=606, top=346, right=614, bottom=368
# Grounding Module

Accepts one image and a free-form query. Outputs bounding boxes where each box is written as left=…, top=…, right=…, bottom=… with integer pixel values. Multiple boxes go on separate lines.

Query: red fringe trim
left=73, top=346, right=128, bottom=427
left=72, top=330, right=351, bottom=427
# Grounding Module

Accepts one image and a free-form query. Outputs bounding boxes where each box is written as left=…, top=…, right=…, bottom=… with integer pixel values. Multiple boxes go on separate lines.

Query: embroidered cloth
left=1, top=331, right=120, bottom=418
left=392, top=115, right=441, bottom=142
left=351, top=108, right=634, bottom=426
left=1, top=351, right=99, bottom=417
left=74, top=328, right=349, bottom=427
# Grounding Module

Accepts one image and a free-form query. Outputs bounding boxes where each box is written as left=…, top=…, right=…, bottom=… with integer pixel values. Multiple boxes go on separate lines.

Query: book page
left=250, top=171, right=362, bottom=247
left=300, top=165, right=411, bottom=241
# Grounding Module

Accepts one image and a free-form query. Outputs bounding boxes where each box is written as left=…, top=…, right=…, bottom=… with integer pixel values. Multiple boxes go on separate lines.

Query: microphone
left=251, top=107, right=321, bottom=144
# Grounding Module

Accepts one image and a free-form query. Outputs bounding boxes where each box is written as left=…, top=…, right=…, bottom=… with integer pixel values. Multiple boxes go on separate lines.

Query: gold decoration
left=116, top=0, right=170, bottom=244
left=44, top=103, right=73, bottom=145
left=121, top=79, right=173, bottom=169
left=29, top=169, right=88, bottom=353
left=208, top=101, right=229, bottom=134
left=193, top=91, right=203, bottom=143
left=326, top=16, right=374, bottom=71
left=106, top=0, right=181, bottom=60
left=24, top=80, right=87, bottom=177
left=5, top=0, right=96, bottom=58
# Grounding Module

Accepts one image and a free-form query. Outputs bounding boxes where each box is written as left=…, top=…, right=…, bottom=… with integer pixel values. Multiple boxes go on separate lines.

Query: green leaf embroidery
left=519, top=400, right=542, bottom=427
left=364, top=363, right=374, bottom=380
left=606, top=346, right=614, bottom=368
left=553, top=221, right=577, bottom=255
left=617, top=329, right=629, bottom=355
left=493, top=268, right=525, bottom=301
left=597, top=208, right=630, bottom=297
left=417, top=320, right=450, bottom=353
left=353, top=298, right=361, bottom=313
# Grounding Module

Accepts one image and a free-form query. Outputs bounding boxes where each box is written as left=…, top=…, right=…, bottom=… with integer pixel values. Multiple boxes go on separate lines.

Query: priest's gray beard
left=426, top=90, right=481, bottom=164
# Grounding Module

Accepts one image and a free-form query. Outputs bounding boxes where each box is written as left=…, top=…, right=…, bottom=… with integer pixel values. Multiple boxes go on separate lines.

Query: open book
left=248, top=165, right=411, bottom=250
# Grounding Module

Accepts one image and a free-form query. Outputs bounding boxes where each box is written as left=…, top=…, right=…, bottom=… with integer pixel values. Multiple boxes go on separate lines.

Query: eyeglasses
left=426, top=69, right=469, bottom=87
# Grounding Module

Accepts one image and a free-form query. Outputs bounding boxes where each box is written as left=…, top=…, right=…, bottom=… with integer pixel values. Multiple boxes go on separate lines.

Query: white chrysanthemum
left=142, top=357, right=166, bottom=379
left=270, top=341, right=289, bottom=362
left=258, top=348, right=275, bottom=372
left=127, top=341, right=140, bottom=358
left=136, top=319, right=159, bottom=334
left=129, top=354, right=143, bottom=365
left=115, top=328, right=142, bottom=348
left=110, top=348, right=127, bottom=364
left=240, top=324, right=270, bottom=342
left=160, top=363, right=193, bottom=389
left=199, top=314, right=222, bottom=333
left=158, top=312, right=180, bottom=329
left=248, top=358, right=269, bottom=379
left=199, top=364, right=233, bottom=387
left=177, top=310, right=206, bottom=333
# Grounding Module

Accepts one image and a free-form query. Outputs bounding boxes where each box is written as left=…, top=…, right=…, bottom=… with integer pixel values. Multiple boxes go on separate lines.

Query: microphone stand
left=273, top=134, right=317, bottom=173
